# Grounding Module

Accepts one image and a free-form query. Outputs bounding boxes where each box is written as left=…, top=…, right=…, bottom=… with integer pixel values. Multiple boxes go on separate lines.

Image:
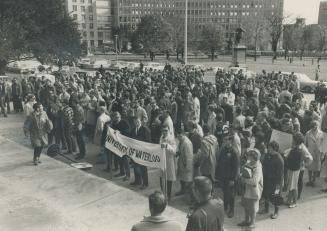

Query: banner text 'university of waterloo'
left=105, top=127, right=164, bottom=170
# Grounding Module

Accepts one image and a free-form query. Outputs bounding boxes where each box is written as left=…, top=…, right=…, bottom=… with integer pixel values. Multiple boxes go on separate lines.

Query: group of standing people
left=15, top=62, right=327, bottom=230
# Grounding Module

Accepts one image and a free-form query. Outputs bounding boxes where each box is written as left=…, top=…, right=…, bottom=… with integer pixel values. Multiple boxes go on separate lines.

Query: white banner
left=105, top=127, right=164, bottom=170
left=270, top=129, right=293, bottom=152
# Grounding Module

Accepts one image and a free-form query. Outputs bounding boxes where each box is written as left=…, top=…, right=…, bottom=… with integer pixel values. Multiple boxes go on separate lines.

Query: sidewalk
left=0, top=136, right=187, bottom=231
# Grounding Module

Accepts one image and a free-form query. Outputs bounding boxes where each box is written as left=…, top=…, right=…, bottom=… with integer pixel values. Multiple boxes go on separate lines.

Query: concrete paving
left=1, top=114, right=327, bottom=230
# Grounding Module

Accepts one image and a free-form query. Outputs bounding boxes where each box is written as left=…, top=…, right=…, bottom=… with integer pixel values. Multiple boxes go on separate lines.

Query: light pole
left=184, top=0, right=188, bottom=65
left=114, top=34, right=118, bottom=61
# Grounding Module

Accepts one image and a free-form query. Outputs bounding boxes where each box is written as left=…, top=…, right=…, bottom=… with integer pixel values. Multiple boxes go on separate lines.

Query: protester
left=238, top=149, right=263, bottom=229
left=185, top=176, right=224, bottom=231
left=131, top=191, right=181, bottom=231
left=24, top=103, right=53, bottom=165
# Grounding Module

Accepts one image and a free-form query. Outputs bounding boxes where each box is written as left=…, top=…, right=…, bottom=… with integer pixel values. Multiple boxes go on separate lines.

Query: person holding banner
left=130, top=116, right=151, bottom=189
left=160, top=125, right=177, bottom=200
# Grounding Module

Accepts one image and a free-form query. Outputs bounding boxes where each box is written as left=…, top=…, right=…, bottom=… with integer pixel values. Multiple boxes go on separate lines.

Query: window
left=88, top=6, right=93, bottom=12
left=81, top=6, right=85, bottom=12
left=82, top=14, right=86, bottom=20
left=73, top=5, right=77, bottom=11
left=90, top=40, right=94, bottom=46
left=82, top=31, right=87, bottom=37
left=89, top=23, right=93, bottom=29
left=89, top=15, right=93, bottom=20
left=82, top=23, right=86, bottom=29
left=98, top=32, right=103, bottom=38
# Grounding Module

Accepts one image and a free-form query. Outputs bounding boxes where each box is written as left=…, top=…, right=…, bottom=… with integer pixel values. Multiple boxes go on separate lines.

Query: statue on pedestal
left=235, top=27, right=246, bottom=46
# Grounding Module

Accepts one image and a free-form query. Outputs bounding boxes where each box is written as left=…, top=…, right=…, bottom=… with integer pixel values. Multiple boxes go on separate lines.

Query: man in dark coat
left=109, top=111, right=130, bottom=180
left=0, top=79, right=7, bottom=117
left=186, top=176, right=224, bottom=231
left=130, top=116, right=151, bottom=189
left=11, top=79, right=23, bottom=113
left=217, top=131, right=240, bottom=218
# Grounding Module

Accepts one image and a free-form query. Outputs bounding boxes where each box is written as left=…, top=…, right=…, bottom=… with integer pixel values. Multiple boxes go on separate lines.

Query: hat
left=247, top=148, right=261, bottom=161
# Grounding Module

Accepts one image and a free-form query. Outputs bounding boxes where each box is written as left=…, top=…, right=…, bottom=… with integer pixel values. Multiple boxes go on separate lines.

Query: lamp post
left=114, top=34, right=118, bottom=61
left=184, top=0, right=188, bottom=65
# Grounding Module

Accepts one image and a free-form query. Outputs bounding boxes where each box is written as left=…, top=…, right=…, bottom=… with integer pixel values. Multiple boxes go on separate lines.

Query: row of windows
left=72, top=0, right=92, bottom=4
left=120, top=2, right=275, bottom=9
left=73, top=14, right=94, bottom=21
left=80, top=31, right=110, bottom=39
left=72, top=5, right=93, bottom=12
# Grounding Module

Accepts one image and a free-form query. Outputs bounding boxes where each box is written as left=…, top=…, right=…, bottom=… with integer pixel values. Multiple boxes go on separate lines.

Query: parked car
left=144, top=62, right=165, bottom=71
left=207, top=66, right=225, bottom=73
left=229, top=66, right=247, bottom=75
left=281, top=72, right=322, bottom=93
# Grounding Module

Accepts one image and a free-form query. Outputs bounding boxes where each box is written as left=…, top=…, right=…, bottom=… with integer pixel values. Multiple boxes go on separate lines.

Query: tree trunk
left=0, top=59, right=6, bottom=75
left=211, top=49, right=214, bottom=61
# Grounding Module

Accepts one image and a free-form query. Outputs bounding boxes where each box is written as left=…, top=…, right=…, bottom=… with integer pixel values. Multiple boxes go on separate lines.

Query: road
left=1, top=112, right=327, bottom=230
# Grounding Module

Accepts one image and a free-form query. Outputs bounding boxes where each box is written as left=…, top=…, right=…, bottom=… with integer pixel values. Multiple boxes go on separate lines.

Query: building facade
left=318, top=1, right=327, bottom=26
left=113, top=0, right=283, bottom=44
left=65, top=0, right=113, bottom=49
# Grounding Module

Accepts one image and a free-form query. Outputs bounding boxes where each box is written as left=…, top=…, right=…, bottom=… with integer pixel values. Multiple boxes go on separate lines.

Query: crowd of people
left=3, top=62, right=327, bottom=230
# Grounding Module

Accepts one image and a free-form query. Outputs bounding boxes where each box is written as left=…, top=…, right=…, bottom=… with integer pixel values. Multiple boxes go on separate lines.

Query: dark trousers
left=63, top=129, right=76, bottom=153
left=33, top=146, right=43, bottom=160
left=134, top=162, right=148, bottom=186
left=160, top=178, right=173, bottom=199
left=105, top=150, right=119, bottom=171
left=222, top=181, right=235, bottom=212
left=298, top=170, right=304, bottom=199
left=118, top=155, right=130, bottom=177
left=75, top=129, right=86, bottom=157
left=12, top=96, right=22, bottom=112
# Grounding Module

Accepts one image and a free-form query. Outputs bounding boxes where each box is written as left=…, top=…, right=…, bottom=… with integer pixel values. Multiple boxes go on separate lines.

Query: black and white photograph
left=1, top=0, right=327, bottom=230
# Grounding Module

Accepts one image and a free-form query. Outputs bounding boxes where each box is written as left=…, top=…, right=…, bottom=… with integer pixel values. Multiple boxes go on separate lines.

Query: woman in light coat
left=305, top=120, right=324, bottom=187
left=176, top=131, right=193, bottom=198
left=24, top=103, right=53, bottom=165
left=238, top=149, right=263, bottom=230
left=160, top=125, right=177, bottom=200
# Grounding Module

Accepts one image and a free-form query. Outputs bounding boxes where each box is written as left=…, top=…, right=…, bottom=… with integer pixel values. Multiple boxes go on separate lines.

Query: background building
left=113, top=0, right=284, bottom=48
left=65, top=0, right=113, bottom=50
left=318, top=1, right=327, bottom=26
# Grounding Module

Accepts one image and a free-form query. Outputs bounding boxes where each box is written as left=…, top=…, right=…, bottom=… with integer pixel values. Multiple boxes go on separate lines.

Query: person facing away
left=186, top=176, right=224, bottom=231
left=131, top=191, right=181, bottom=231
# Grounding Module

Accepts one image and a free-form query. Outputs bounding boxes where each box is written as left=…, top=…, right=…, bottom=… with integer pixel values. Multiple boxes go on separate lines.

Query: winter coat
left=160, top=135, right=177, bottom=181
left=305, top=129, right=324, bottom=172
left=131, top=215, right=181, bottom=231
left=195, top=135, right=218, bottom=180
left=243, top=161, right=263, bottom=200
left=24, top=111, right=53, bottom=148
left=177, top=136, right=193, bottom=182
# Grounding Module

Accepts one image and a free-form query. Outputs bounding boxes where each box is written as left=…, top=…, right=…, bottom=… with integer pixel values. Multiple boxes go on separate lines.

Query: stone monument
left=232, top=27, right=247, bottom=67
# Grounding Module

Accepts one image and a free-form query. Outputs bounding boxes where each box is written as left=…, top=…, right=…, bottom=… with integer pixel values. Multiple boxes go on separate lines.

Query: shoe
left=227, top=210, right=234, bottom=218
left=175, top=191, right=185, bottom=196
left=271, top=213, right=278, bottom=219
left=123, top=176, right=130, bottom=181
left=130, top=182, right=141, bottom=186
left=75, top=155, right=84, bottom=160
left=306, top=182, right=313, bottom=187
left=258, top=209, right=269, bottom=215
left=288, top=204, right=297, bottom=208
left=237, top=221, right=250, bottom=227
left=114, top=173, right=124, bottom=177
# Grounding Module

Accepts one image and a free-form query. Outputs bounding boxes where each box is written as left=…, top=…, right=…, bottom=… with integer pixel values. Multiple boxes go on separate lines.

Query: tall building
left=318, top=1, right=327, bottom=26
left=112, top=0, right=284, bottom=46
left=65, top=0, right=113, bottom=50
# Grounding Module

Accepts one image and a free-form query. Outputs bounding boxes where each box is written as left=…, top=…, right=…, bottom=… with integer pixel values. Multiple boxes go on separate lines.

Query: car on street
left=281, top=72, right=323, bottom=93
left=144, top=62, right=165, bottom=71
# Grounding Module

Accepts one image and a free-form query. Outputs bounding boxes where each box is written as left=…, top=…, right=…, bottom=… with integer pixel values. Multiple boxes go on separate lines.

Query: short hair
left=193, top=176, right=212, bottom=197
left=268, top=141, right=279, bottom=152
left=33, top=102, right=42, bottom=111
left=202, top=124, right=210, bottom=134
left=148, top=191, right=167, bottom=215
left=293, top=132, right=304, bottom=145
